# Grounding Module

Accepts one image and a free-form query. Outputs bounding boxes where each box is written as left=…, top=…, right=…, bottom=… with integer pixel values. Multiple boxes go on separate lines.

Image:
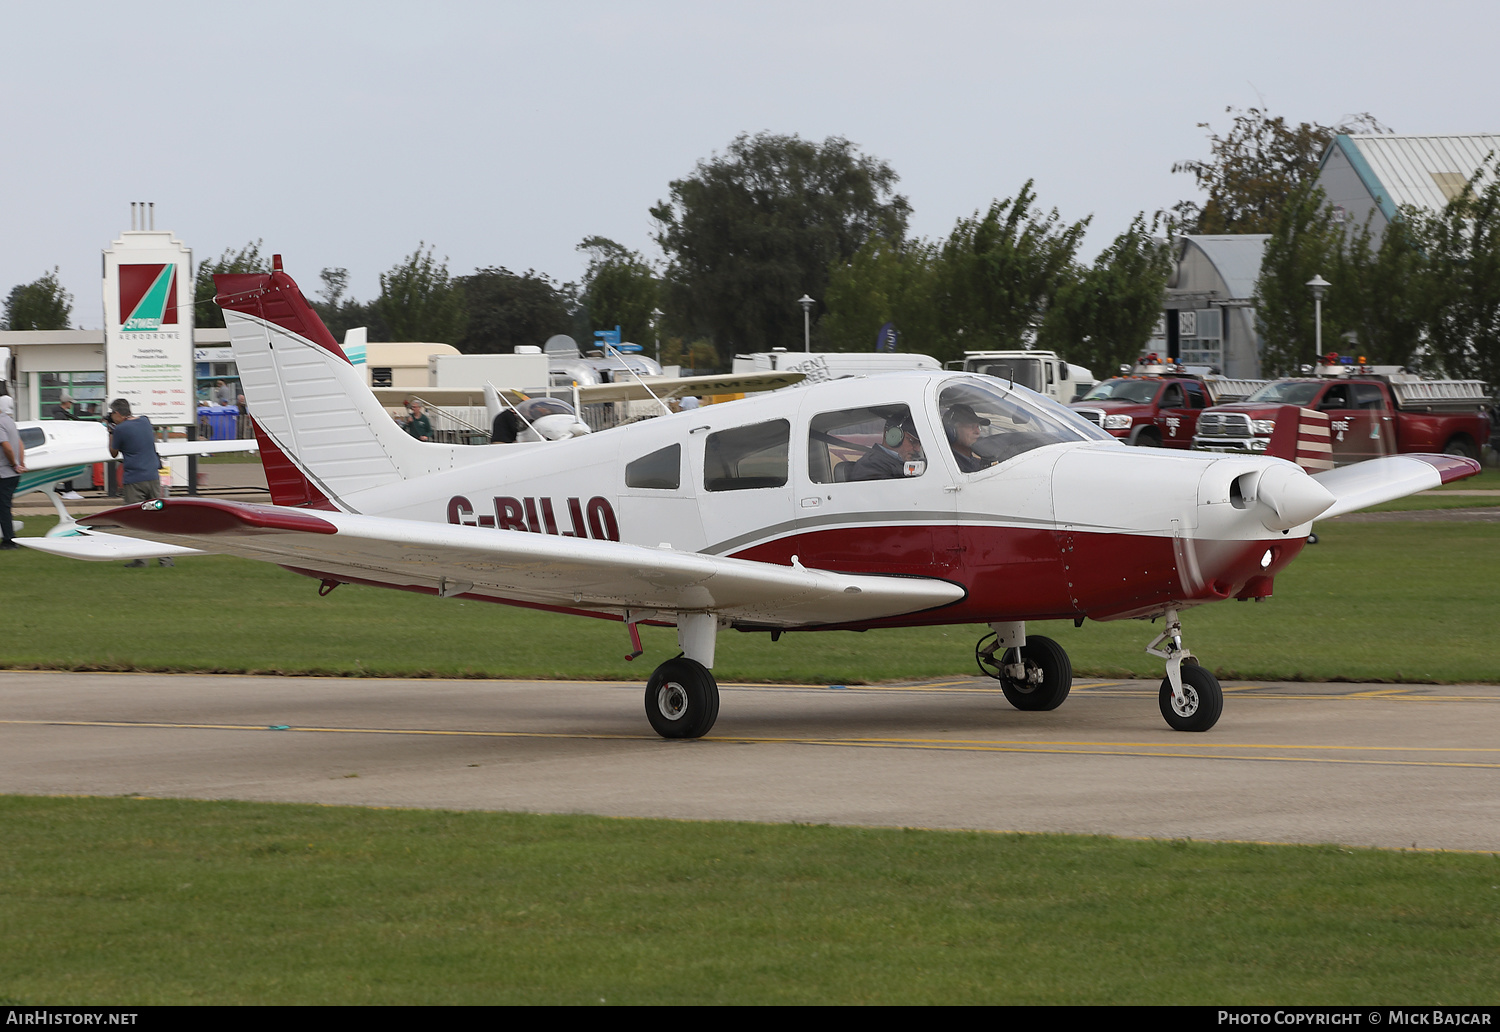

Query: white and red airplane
left=20, top=258, right=1481, bottom=736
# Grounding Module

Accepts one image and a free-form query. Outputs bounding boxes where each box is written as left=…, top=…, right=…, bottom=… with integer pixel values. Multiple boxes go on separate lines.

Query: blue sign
left=593, top=325, right=622, bottom=347
left=875, top=322, right=898, bottom=353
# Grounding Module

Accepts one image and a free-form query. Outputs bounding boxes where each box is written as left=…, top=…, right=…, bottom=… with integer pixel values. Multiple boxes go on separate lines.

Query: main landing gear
left=976, top=613, right=1223, bottom=732
left=643, top=612, right=721, bottom=739
left=976, top=623, right=1073, bottom=711
left=1146, top=608, right=1223, bottom=732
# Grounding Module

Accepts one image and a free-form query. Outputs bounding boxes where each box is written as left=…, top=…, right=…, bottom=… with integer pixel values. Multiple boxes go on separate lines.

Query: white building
left=1156, top=235, right=1270, bottom=379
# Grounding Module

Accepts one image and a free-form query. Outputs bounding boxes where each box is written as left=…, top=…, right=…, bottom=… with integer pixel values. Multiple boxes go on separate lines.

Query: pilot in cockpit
left=850, top=412, right=924, bottom=481
left=944, top=403, right=996, bottom=473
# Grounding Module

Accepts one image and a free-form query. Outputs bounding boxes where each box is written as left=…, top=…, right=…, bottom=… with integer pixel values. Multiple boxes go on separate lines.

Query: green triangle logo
left=123, top=264, right=175, bottom=331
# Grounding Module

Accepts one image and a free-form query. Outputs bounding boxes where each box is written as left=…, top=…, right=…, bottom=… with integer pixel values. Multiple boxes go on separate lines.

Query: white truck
left=952, top=350, right=1094, bottom=404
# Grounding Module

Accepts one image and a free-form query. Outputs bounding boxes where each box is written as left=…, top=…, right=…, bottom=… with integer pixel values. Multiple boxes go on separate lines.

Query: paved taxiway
left=2, top=669, right=1497, bottom=852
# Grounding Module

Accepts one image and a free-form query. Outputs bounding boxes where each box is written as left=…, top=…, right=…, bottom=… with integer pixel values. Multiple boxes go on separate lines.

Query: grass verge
left=1, top=795, right=1497, bottom=1005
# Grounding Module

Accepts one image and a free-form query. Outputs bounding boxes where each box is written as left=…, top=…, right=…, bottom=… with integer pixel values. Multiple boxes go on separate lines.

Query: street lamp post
left=650, top=307, right=663, bottom=364
left=797, top=294, right=815, bottom=353
left=1306, top=274, right=1330, bottom=369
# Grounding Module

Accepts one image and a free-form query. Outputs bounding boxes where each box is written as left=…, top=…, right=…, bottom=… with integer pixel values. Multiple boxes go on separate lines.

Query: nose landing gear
left=1146, top=608, right=1223, bottom=732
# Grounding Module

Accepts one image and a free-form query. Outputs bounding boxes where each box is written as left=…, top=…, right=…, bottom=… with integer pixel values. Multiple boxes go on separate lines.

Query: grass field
left=4, top=515, right=1497, bottom=683
left=4, top=492, right=1497, bottom=1005
left=2, top=795, right=1497, bottom=1006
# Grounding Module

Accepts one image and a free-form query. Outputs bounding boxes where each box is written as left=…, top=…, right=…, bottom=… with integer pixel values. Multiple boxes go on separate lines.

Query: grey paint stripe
left=702, top=509, right=1056, bottom=555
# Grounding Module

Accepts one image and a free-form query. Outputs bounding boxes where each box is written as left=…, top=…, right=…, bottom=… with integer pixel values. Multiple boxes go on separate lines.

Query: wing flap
left=78, top=500, right=964, bottom=625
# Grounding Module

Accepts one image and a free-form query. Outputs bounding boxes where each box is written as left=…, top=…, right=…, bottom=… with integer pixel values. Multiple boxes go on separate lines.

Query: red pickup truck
left=1192, top=374, right=1491, bottom=462
left=1070, top=374, right=1265, bottom=448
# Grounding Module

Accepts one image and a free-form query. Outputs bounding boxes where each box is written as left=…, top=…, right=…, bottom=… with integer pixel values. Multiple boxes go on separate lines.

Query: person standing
left=106, top=398, right=173, bottom=567
left=0, top=395, right=24, bottom=551
left=48, top=393, right=85, bottom=497
left=50, top=393, right=81, bottom=420
left=404, top=401, right=432, bottom=442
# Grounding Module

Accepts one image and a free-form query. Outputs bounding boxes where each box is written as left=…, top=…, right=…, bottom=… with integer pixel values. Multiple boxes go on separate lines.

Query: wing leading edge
left=61, top=499, right=965, bottom=626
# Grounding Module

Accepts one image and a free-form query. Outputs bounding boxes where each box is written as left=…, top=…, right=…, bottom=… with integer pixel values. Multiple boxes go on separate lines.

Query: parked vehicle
left=953, top=351, right=1091, bottom=406
left=1071, top=373, right=1265, bottom=448
left=1192, top=360, right=1491, bottom=463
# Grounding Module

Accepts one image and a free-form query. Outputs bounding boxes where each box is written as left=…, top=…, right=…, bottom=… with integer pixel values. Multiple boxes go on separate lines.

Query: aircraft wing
left=42, top=499, right=964, bottom=626
left=21, top=427, right=257, bottom=473
left=572, top=371, right=806, bottom=405
left=371, top=387, right=525, bottom=409
left=1312, top=453, right=1481, bottom=520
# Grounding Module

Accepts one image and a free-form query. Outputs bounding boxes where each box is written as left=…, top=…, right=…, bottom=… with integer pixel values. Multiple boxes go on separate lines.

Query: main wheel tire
left=645, top=658, right=720, bottom=739
left=1443, top=435, right=1476, bottom=460
left=1159, top=662, right=1223, bottom=732
left=999, top=635, right=1072, bottom=711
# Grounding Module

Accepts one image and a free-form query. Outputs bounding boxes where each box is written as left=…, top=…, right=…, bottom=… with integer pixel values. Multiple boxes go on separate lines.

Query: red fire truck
left=1192, top=356, right=1490, bottom=463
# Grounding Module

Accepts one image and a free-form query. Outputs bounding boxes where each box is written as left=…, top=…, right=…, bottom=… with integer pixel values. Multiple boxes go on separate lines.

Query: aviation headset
left=883, top=414, right=913, bottom=448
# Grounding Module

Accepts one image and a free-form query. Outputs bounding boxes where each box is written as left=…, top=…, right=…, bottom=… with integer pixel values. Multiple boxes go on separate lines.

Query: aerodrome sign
left=103, top=230, right=195, bottom=424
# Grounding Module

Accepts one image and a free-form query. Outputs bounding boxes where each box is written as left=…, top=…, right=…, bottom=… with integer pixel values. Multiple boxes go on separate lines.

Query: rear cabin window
left=703, top=420, right=789, bottom=492
left=625, top=444, right=681, bottom=490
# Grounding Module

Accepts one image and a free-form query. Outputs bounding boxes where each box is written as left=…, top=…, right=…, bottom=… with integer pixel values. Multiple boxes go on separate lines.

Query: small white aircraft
left=8, top=418, right=257, bottom=534
left=21, top=258, right=1481, bottom=736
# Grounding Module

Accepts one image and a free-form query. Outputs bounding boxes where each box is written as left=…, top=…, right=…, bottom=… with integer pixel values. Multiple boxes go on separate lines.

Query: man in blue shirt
left=107, top=398, right=173, bottom=567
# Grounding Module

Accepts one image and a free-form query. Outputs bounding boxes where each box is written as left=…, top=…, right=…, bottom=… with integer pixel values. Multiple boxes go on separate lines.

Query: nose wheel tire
left=645, top=657, right=720, bottom=739
left=996, top=634, right=1072, bottom=711
left=1159, top=662, right=1223, bottom=732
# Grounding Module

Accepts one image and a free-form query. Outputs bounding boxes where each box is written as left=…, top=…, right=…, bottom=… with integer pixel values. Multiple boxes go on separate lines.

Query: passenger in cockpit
left=850, top=413, right=924, bottom=480
left=944, top=403, right=995, bottom=473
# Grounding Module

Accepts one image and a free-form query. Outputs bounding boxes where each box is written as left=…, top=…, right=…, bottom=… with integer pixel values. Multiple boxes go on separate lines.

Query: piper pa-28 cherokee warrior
left=22, top=257, right=1481, bottom=737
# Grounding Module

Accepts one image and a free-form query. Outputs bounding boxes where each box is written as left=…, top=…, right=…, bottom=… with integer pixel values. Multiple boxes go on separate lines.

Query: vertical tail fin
left=214, top=257, right=443, bottom=512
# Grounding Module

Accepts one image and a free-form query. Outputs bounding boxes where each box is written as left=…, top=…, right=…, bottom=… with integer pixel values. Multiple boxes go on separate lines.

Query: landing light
left=1261, top=549, right=1274, bottom=569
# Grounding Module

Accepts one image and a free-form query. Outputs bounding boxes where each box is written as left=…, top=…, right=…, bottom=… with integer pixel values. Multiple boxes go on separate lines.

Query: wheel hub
left=1170, top=685, right=1199, bottom=717
left=656, top=682, right=688, bottom=721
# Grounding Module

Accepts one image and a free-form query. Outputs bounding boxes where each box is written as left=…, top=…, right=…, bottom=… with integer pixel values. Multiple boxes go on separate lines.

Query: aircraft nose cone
left=1254, top=463, right=1335, bottom=531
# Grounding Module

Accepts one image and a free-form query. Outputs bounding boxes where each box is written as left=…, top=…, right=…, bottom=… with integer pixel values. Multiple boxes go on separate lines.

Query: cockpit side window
left=939, top=379, right=1107, bottom=471
left=808, top=405, right=925, bottom=484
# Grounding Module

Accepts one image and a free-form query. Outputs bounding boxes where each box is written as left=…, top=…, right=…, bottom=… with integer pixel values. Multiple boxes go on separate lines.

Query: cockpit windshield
left=1245, top=381, right=1322, bottom=406
left=938, top=378, right=1110, bottom=472
left=1081, top=378, right=1160, bottom=404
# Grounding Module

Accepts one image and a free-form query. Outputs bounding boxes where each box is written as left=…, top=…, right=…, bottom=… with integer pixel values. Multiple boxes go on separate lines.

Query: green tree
left=375, top=244, right=468, bottom=344
left=456, top=267, right=574, bottom=354
left=1254, top=183, right=1346, bottom=375
left=822, top=236, right=941, bottom=354
left=651, top=132, right=910, bottom=362
left=934, top=182, right=1089, bottom=359
left=1170, top=108, right=1387, bottom=234
left=194, top=241, right=270, bottom=329
left=1326, top=216, right=1429, bottom=368
left=311, top=267, right=386, bottom=342
left=1412, top=158, right=1500, bottom=384
left=577, top=237, right=660, bottom=347
left=3, top=267, right=73, bottom=330
left=1039, top=215, right=1173, bottom=375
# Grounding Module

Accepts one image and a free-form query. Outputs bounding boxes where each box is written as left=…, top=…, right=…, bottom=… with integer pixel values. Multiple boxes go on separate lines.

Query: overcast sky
left=4, top=1, right=1495, bottom=329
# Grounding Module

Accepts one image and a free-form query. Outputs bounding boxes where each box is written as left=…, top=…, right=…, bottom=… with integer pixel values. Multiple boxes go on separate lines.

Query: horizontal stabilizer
left=76, top=499, right=965, bottom=626
left=1313, top=454, right=1481, bottom=520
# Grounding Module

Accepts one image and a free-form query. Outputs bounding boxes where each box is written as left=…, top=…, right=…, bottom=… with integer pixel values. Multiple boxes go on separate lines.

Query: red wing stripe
left=81, top=499, right=339, bottom=536
left=1405, top=454, right=1482, bottom=484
